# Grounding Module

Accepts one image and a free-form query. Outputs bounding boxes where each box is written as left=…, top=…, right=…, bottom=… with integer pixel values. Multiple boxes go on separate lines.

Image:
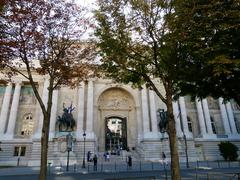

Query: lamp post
left=82, top=132, right=86, bottom=168
left=179, top=115, right=189, bottom=168
left=157, top=109, right=168, bottom=180
left=183, top=133, right=189, bottom=168
left=66, top=132, right=73, bottom=171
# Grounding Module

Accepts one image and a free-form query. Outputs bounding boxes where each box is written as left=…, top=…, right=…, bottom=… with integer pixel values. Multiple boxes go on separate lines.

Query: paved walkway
left=0, top=160, right=239, bottom=179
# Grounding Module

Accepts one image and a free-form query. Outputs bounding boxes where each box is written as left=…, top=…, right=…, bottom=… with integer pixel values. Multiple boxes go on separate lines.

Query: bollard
left=195, top=167, right=198, bottom=180
left=48, top=162, right=51, bottom=175
left=207, top=173, right=209, bottom=180
left=151, top=162, right=154, bottom=170
left=217, top=160, right=220, bottom=168
left=87, top=164, right=89, bottom=172
left=17, top=157, right=20, bottom=166
left=196, top=160, right=199, bottom=168
left=139, top=161, right=142, bottom=172
left=74, top=163, right=76, bottom=172
left=163, top=163, right=168, bottom=180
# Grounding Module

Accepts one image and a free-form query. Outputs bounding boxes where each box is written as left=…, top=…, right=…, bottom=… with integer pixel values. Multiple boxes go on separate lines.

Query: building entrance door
left=105, top=117, right=127, bottom=152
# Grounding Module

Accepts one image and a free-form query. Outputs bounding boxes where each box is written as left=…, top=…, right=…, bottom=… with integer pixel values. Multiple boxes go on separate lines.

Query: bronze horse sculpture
left=57, top=104, right=76, bottom=132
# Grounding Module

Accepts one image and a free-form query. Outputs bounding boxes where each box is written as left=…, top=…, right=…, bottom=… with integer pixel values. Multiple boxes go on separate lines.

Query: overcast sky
left=77, top=0, right=96, bottom=7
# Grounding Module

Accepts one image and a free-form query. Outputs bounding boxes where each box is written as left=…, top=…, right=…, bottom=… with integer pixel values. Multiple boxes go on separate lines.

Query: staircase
left=96, top=150, right=140, bottom=164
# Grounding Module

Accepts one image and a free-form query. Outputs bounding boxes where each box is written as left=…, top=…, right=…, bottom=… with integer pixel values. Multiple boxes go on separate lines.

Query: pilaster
left=0, top=83, right=12, bottom=135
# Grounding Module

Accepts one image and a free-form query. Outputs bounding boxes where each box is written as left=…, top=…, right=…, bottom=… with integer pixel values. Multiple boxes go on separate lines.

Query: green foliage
left=218, top=141, right=239, bottom=161
left=172, top=0, right=240, bottom=105
left=94, top=1, right=183, bottom=178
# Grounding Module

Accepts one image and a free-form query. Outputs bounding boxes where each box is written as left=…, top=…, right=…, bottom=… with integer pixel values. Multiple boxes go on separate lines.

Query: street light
left=182, top=133, right=189, bottom=168
left=82, top=132, right=86, bottom=168
left=66, top=132, right=73, bottom=171
left=179, top=115, right=189, bottom=168
left=157, top=109, right=168, bottom=180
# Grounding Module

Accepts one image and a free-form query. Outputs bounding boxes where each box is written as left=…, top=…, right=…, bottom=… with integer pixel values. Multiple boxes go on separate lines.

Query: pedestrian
left=127, top=155, right=132, bottom=169
left=87, top=151, right=91, bottom=162
left=93, top=154, right=98, bottom=171
left=103, top=152, right=107, bottom=161
left=106, top=151, right=110, bottom=161
left=162, top=152, right=168, bottom=165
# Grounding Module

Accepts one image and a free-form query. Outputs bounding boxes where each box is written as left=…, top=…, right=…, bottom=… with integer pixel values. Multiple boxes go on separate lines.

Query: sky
left=77, top=0, right=96, bottom=8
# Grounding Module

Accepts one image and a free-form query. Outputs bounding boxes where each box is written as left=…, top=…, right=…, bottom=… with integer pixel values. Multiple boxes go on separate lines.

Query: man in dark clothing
left=128, top=156, right=132, bottom=169
left=93, top=154, right=98, bottom=171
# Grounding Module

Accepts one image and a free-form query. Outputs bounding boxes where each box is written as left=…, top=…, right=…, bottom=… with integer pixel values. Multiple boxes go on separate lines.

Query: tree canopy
left=95, top=0, right=182, bottom=179
left=0, top=0, right=95, bottom=179
left=172, top=0, right=240, bottom=105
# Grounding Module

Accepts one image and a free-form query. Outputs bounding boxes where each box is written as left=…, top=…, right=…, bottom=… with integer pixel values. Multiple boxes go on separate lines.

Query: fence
left=49, top=160, right=240, bottom=174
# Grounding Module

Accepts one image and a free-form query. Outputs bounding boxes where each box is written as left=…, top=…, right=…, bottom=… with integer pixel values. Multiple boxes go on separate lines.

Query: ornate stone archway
left=96, top=87, right=136, bottom=151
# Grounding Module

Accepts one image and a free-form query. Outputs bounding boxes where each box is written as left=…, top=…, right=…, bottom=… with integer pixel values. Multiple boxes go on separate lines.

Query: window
left=21, top=113, right=34, bottom=137
left=20, top=147, right=26, bottom=156
left=187, top=116, right=193, bottom=132
left=13, top=146, right=26, bottom=156
left=14, top=147, right=20, bottom=156
left=210, top=117, right=217, bottom=134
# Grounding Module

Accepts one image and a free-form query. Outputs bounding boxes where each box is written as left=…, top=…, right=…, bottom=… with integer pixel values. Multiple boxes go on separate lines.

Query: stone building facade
left=0, top=74, right=240, bottom=166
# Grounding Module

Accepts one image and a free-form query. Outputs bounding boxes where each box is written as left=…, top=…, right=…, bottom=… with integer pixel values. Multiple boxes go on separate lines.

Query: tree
left=218, top=141, right=239, bottom=161
left=0, top=0, right=95, bottom=179
left=94, top=0, right=183, bottom=179
left=171, top=0, right=240, bottom=106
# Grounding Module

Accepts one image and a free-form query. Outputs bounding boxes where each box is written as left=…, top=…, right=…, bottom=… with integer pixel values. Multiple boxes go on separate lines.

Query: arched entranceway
left=105, top=117, right=127, bottom=151
left=96, top=87, right=137, bottom=152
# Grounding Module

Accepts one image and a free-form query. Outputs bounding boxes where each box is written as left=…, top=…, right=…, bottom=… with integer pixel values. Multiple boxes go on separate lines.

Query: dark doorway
left=105, top=117, right=127, bottom=152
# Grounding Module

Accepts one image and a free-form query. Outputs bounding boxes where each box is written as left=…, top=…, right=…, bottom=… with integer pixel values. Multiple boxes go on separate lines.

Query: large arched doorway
left=96, top=87, right=137, bottom=152
left=105, top=117, right=127, bottom=151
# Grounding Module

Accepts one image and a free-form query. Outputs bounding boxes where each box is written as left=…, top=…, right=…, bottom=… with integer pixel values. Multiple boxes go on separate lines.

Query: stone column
left=77, top=82, right=85, bottom=139
left=141, top=87, right=150, bottom=134
left=34, top=78, right=49, bottom=138
left=226, top=102, right=238, bottom=134
left=219, top=98, right=231, bottom=134
left=202, top=99, right=214, bottom=134
left=179, top=97, right=190, bottom=136
left=49, top=90, right=59, bottom=139
left=172, top=101, right=182, bottom=136
left=5, top=81, right=22, bottom=139
left=0, top=83, right=12, bottom=135
left=86, top=81, right=94, bottom=134
left=195, top=98, right=207, bottom=136
left=149, top=90, right=158, bottom=133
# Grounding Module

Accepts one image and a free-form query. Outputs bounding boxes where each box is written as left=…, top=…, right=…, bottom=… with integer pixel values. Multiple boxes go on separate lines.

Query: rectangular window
left=20, top=146, right=26, bottom=156
left=13, top=146, right=26, bottom=156
left=14, top=147, right=20, bottom=156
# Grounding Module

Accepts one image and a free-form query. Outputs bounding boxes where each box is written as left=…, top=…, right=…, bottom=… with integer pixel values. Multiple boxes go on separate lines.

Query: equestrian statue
left=56, top=103, right=76, bottom=132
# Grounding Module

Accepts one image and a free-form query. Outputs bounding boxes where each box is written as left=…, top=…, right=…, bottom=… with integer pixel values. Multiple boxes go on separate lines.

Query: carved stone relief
left=98, top=88, right=133, bottom=110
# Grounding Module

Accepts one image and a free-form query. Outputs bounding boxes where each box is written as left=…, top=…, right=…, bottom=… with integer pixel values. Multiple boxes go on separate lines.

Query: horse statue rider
left=57, top=103, right=76, bottom=132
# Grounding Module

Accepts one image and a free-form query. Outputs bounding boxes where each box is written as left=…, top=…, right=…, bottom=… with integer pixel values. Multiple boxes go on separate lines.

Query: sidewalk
left=0, top=160, right=239, bottom=177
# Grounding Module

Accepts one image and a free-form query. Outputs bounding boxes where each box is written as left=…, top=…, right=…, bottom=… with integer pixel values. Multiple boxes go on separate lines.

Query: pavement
left=0, top=160, right=240, bottom=179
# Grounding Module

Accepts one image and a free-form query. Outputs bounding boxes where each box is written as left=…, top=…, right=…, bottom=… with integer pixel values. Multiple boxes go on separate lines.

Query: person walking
left=162, top=152, right=168, bottom=165
left=106, top=151, right=110, bottom=161
left=93, top=154, right=98, bottom=171
left=87, top=151, right=91, bottom=162
left=127, top=155, right=132, bottom=169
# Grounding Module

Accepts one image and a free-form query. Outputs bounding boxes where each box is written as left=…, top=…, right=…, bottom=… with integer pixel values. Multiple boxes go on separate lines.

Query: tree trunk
left=166, top=88, right=181, bottom=180
left=39, top=115, right=50, bottom=180
left=39, top=83, right=53, bottom=180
